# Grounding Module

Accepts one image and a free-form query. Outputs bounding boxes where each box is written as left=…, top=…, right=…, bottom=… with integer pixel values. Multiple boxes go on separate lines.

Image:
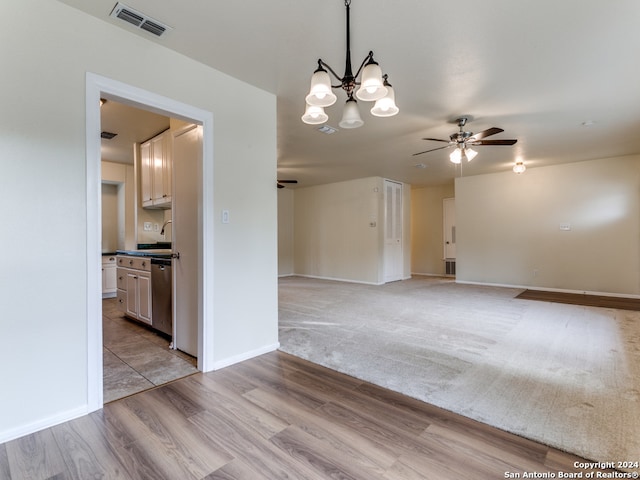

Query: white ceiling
left=69, top=0, right=640, bottom=187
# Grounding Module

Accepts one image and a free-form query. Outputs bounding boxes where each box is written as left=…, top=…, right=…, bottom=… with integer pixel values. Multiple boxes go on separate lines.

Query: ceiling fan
left=413, top=117, right=517, bottom=163
left=277, top=179, right=298, bottom=189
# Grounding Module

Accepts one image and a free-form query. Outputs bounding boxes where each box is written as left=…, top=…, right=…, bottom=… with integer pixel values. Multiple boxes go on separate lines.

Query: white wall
left=0, top=0, right=277, bottom=442
left=411, top=183, right=455, bottom=275
left=456, top=155, right=640, bottom=295
left=293, top=177, right=410, bottom=284
left=101, top=161, right=133, bottom=251
left=278, top=188, right=295, bottom=276
left=101, top=184, right=119, bottom=252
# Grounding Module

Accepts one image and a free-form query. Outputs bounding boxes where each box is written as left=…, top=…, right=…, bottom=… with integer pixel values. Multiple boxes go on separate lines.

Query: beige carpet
left=278, top=275, right=640, bottom=469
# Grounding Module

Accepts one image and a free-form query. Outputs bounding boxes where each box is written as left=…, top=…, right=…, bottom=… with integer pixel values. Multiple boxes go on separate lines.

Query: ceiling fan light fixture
left=464, top=148, right=478, bottom=162
left=301, top=104, right=329, bottom=125
left=338, top=97, right=364, bottom=129
left=305, top=66, right=337, bottom=107
left=449, top=148, right=462, bottom=164
left=371, top=76, right=399, bottom=117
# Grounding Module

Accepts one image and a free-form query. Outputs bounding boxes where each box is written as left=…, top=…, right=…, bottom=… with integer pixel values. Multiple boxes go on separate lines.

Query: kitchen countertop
left=116, top=249, right=173, bottom=259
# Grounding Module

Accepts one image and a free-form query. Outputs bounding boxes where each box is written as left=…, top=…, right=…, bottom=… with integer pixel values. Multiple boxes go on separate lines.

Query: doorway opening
left=86, top=73, right=215, bottom=411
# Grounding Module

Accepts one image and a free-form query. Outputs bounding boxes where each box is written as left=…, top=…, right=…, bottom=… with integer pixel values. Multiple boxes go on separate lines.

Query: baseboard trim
left=212, top=342, right=280, bottom=370
left=411, top=272, right=451, bottom=278
left=0, top=405, right=89, bottom=444
left=293, top=274, right=383, bottom=286
left=455, top=280, right=640, bottom=299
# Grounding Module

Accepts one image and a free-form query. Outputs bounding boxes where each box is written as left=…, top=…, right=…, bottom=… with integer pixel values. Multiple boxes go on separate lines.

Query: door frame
left=383, top=179, right=403, bottom=283
left=85, top=73, right=215, bottom=412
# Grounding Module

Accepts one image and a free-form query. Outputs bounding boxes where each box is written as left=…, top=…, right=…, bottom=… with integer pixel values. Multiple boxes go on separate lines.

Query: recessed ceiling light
left=413, top=163, right=427, bottom=169
left=317, top=125, right=338, bottom=134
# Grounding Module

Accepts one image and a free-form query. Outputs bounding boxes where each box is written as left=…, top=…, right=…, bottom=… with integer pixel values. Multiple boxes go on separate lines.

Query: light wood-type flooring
left=0, top=351, right=617, bottom=479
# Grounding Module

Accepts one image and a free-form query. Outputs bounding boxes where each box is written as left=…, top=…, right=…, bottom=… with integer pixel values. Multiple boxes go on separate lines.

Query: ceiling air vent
left=109, top=2, right=172, bottom=38
left=101, top=131, right=118, bottom=140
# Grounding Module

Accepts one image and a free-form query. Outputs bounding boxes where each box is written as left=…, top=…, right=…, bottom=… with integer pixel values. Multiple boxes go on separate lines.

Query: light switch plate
left=559, top=223, right=571, bottom=231
left=143, top=222, right=152, bottom=231
left=222, top=210, right=230, bottom=224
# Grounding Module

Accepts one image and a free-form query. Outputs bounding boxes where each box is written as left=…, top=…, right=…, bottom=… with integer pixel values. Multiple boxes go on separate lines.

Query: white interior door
left=443, top=197, right=456, bottom=259
left=172, top=124, right=202, bottom=357
left=383, top=180, right=403, bottom=283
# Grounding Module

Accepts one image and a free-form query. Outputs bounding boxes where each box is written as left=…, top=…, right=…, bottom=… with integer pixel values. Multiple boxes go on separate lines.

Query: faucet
left=160, top=220, right=172, bottom=236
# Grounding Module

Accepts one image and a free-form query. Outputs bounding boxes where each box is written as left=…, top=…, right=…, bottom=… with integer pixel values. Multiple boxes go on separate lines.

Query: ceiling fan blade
left=277, top=179, right=298, bottom=184
left=421, top=137, right=451, bottom=143
left=468, top=127, right=504, bottom=141
left=471, top=139, right=518, bottom=146
left=412, top=145, right=453, bottom=156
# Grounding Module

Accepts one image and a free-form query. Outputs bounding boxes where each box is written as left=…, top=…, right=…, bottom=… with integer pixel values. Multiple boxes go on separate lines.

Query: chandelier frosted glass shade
left=338, top=98, right=364, bottom=129
left=301, top=104, right=329, bottom=125
left=305, top=69, right=338, bottom=107
left=355, top=61, right=387, bottom=101
left=370, top=85, right=399, bottom=117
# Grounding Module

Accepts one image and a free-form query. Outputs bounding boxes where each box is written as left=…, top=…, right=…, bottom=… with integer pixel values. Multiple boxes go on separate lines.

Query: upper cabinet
left=140, top=130, right=172, bottom=209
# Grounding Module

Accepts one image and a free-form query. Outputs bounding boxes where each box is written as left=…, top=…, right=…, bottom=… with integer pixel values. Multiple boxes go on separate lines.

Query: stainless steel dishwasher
left=150, top=258, right=172, bottom=336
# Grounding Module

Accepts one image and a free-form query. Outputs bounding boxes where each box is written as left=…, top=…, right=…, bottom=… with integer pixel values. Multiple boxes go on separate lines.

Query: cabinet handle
left=129, top=260, right=133, bottom=265
left=142, top=261, right=146, bottom=267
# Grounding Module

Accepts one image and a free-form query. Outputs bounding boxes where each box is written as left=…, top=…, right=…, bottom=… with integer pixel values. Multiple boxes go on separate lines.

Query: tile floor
left=102, top=298, right=198, bottom=403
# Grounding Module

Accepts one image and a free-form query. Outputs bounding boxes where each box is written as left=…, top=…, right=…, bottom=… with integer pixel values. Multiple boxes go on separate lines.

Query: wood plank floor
left=0, top=352, right=618, bottom=480
left=516, top=289, right=640, bottom=310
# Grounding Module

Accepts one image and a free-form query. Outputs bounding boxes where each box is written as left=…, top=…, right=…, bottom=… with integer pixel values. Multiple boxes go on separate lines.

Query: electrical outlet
left=154, top=223, right=159, bottom=232
left=222, top=210, right=230, bottom=224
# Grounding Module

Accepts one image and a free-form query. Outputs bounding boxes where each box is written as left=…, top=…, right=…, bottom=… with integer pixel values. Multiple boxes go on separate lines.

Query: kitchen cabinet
left=116, top=255, right=152, bottom=325
left=140, top=130, right=172, bottom=209
left=102, top=256, right=117, bottom=298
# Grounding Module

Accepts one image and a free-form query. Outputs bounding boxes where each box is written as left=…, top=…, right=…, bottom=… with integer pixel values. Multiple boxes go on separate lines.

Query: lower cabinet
left=116, top=256, right=152, bottom=325
left=102, top=256, right=117, bottom=298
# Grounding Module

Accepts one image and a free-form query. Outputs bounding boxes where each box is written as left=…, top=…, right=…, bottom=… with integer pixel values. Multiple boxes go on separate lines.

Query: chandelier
left=301, top=0, right=399, bottom=129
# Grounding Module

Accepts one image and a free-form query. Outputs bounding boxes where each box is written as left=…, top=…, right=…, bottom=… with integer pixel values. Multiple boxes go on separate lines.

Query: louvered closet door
left=383, top=179, right=403, bottom=283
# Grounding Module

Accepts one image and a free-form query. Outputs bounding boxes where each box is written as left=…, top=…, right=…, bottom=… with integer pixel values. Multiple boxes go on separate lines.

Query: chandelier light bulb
left=449, top=148, right=462, bottom=164
left=305, top=68, right=337, bottom=107
left=356, top=60, right=387, bottom=101
left=301, top=104, right=329, bottom=125
left=371, top=84, right=399, bottom=117
left=339, top=97, right=364, bottom=129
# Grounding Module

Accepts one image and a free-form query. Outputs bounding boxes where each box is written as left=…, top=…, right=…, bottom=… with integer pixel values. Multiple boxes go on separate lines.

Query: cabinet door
left=125, top=271, right=139, bottom=318
left=140, top=141, right=154, bottom=207
left=162, top=135, right=172, bottom=205
left=152, top=135, right=165, bottom=204
left=137, top=272, right=152, bottom=324
left=104, top=264, right=117, bottom=293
